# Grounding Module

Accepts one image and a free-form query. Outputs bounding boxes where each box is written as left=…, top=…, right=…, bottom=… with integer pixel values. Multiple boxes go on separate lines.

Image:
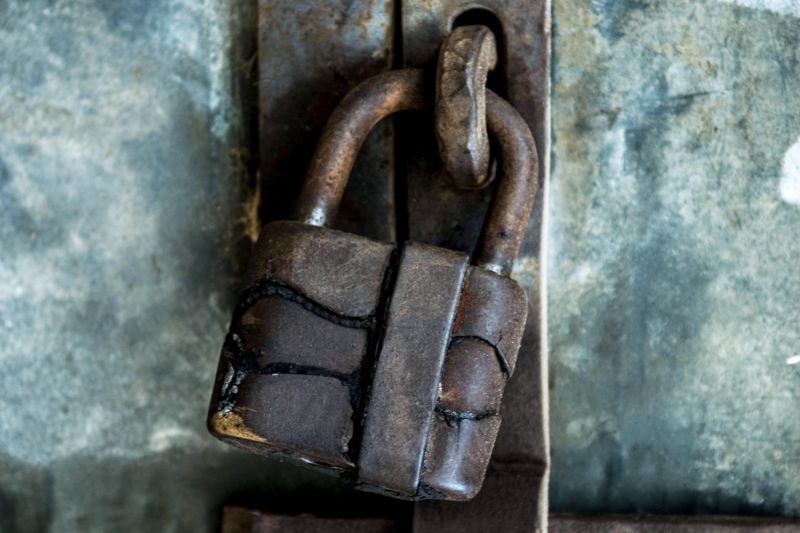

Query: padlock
left=207, top=68, right=538, bottom=501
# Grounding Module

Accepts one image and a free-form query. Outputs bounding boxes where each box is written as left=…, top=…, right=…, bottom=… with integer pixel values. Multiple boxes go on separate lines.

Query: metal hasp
left=208, top=68, right=538, bottom=501
left=435, top=25, right=498, bottom=189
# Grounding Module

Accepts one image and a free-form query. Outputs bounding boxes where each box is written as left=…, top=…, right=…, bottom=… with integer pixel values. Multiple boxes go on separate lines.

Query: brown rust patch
left=209, top=410, right=267, bottom=444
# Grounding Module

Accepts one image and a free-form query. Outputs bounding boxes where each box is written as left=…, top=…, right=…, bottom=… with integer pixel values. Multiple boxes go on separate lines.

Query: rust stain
left=241, top=176, right=261, bottom=243
left=209, top=410, right=267, bottom=444
left=231, top=143, right=261, bottom=244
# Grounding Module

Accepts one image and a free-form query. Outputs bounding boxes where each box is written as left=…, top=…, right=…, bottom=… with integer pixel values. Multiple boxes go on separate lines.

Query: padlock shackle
left=294, top=68, right=538, bottom=276
left=478, top=91, right=538, bottom=275
left=295, top=70, right=427, bottom=228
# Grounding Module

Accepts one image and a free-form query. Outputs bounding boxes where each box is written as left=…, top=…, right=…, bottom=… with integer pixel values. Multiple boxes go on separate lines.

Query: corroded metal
left=207, top=221, right=530, bottom=501
left=403, top=0, right=550, bottom=258
left=210, top=67, right=537, bottom=501
left=223, top=507, right=800, bottom=533
left=435, top=25, right=497, bottom=189
left=294, top=70, right=427, bottom=228
left=358, top=243, right=468, bottom=497
left=477, top=90, right=537, bottom=275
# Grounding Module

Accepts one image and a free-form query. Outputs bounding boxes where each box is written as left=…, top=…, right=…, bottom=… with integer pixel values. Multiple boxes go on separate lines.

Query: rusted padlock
left=207, top=68, right=538, bottom=501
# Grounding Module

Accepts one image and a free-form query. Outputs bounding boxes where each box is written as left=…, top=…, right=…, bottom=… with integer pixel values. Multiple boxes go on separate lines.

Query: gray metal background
left=0, top=0, right=798, bottom=531
left=548, top=0, right=800, bottom=516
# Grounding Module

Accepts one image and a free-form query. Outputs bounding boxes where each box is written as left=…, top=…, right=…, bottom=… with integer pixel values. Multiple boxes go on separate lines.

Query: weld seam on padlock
left=231, top=280, right=375, bottom=329
left=219, top=277, right=381, bottom=465
left=217, top=336, right=358, bottom=404
left=448, top=334, right=510, bottom=378
left=433, top=403, right=498, bottom=425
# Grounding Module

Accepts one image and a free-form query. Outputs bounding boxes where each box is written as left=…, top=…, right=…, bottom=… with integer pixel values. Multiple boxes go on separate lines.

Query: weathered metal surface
left=453, top=267, right=529, bottom=375
left=549, top=515, right=800, bottom=532
left=476, top=90, right=539, bottom=274
left=421, top=411, right=504, bottom=501
left=222, top=507, right=800, bottom=533
left=209, top=222, right=530, bottom=501
left=420, top=268, right=528, bottom=501
left=413, top=462, right=548, bottom=533
left=413, top=311, right=549, bottom=531
left=439, top=339, right=506, bottom=414
left=258, top=0, right=396, bottom=241
left=245, top=221, right=394, bottom=317
left=548, top=0, right=800, bottom=517
left=0, top=1, right=314, bottom=532
left=208, top=221, right=392, bottom=470
left=240, top=295, right=368, bottom=374
left=210, top=223, right=530, bottom=503
left=211, top=373, right=356, bottom=468
left=3, top=0, right=798, bottom=529
left=435, top=25, right=498, bottom=189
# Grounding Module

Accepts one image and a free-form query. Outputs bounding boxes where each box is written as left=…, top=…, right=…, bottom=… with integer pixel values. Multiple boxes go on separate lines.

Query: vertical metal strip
left=402, top=1, right=551, bottom=531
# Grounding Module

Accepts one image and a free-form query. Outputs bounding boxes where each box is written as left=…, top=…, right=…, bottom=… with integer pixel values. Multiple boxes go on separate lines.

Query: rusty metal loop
left=294, top=69, right=427, bottom=228
left=435, top=25, right=498, bottom=190
left=477, top=90, right=538, bottom=275
left=294, top=67, right=538, bottom=276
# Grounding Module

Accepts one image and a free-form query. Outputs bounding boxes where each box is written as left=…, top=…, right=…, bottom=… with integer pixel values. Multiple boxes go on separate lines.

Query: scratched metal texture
left=1, top=0, right=799, bottom=532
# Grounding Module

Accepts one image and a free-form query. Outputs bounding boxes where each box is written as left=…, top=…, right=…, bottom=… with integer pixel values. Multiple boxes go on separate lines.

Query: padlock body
left=208, top=221, right=527, bottom=500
